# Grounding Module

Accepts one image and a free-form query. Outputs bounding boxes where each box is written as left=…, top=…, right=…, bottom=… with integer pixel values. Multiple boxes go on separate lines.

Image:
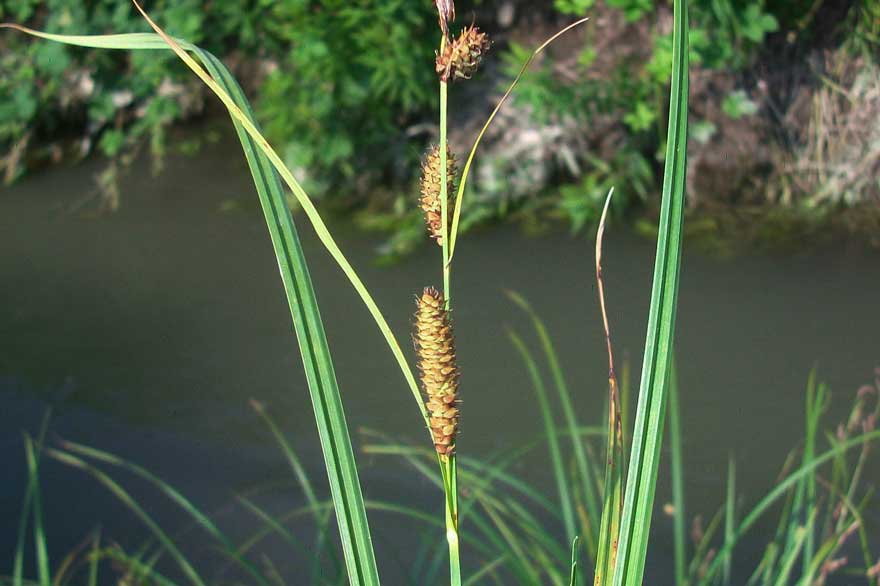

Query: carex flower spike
left=436, top=25, right=491, bottom=82
left=419, top=145, right=458, bottom=245
left=414, top=287, right=460, bottom=457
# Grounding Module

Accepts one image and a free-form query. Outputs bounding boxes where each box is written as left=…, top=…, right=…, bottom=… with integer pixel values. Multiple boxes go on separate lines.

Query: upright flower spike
left=436, top=25, right=491, bottom=82
left=419, top=145, right=457, bottom=245
left=414, top=287, right=460, bottom=456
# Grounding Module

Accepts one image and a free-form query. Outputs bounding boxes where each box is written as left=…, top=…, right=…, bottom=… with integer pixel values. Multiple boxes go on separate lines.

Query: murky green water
left=2, top=137, right=878, bottom=583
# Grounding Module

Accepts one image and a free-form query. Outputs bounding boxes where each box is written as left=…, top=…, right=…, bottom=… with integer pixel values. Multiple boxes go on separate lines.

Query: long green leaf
left=701, top=429, right=880, bottom=583
left=249, top=400, right=341, bottom=582
left=611, top=0, right=689, bottom=583
left=186, top=44, right=382, bottom=586
left=1, top=22, right=382, bottom=585
left=58, top=440, right=269, bottom=586
left=23, top=438, right=49, bottom=586
left=46, top=449, right=206, bottom=586
left=508, top=330, right=577, bottom=546
left=722, top=457, right=736, bottom=585
left=506, top=291, right=600, bottom=557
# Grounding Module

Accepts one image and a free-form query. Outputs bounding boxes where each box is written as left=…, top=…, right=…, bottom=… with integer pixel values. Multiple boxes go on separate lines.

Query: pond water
left=2, top=136, right=878, bottom=583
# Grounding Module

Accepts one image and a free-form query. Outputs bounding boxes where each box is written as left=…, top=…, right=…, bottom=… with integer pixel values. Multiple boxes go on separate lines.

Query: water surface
left=2, top=138, right=878, bottom=582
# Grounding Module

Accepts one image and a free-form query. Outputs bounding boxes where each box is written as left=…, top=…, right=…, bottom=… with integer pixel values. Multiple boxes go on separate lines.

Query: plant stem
left=443, top=456, right=462, bottom=586
left=440, top=79, right=451, bottom=305
left=438, top=35, right=460, bottom=585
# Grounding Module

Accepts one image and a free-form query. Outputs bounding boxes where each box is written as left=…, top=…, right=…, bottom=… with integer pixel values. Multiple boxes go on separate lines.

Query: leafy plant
left=256, top=0, right=436, bottom=195
left=722, top=88, right=759, bottom=119
left=0, top=0, right=437, bottom=194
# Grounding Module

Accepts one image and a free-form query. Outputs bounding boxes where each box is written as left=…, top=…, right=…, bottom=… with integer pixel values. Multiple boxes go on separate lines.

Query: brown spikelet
left=419, top=145, right=457, bottom=245
left=436, top=25, right=491, bottom=82
left=414, top=287, right=460, bottom=456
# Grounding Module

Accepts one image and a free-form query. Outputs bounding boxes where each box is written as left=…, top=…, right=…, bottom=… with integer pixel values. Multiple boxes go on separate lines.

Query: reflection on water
left=2, top=138, right=878, bottom=582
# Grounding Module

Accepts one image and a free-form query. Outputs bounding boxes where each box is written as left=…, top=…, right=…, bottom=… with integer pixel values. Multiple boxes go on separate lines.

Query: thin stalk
left=24, top=437, right=49, bottom=586
left=438, top=31, right=461, bottom=585
left=723, top=457, right=736, bottom=585
left=443, top=457, right=462, bottom=586
left=569, top=537, right=580, bottom=586
left=593, top=189, right=624, bottom=586
left=440, top=79, right=451, bottom=304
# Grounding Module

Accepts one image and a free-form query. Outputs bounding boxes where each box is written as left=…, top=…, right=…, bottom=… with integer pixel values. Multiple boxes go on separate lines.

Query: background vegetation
left=1, top=1, right=877, bottom=253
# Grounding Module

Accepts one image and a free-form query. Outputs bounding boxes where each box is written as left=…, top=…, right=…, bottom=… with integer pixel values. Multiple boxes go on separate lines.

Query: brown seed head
left=414, top=287, right=460, bottom=456
left=419, top=145, right=457, bottom=245
left=436, top=26, right=491, bottom=82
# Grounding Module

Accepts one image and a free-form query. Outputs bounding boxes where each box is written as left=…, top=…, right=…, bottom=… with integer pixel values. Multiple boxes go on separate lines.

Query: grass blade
left=190, top=44, right=381, bottom=586
left=58, top=440, right=269, bottom=586
left=87, top=531, right=100, bottom=586
left=702, top=430, right=880, bottom=581
left=249, top=400, right=341, bottom=582
left=23, top=437, right=50, bottom=586
left=508, top=330, right=577, bottom=545
left=46, top=449, right=206, bottom=586
left=13, top=446, right=35, bottom=586
left=593, top=189, right=624, bottom=586
left=722, top=457, right=736, bottom=585
left=569, top=537, right=580, bottom=586
left=506, top=291, right=601, bottom=557
left=611, top=0, right=689, bottom=583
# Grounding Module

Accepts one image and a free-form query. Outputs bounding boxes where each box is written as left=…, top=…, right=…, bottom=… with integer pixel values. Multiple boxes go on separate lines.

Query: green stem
left=440, top=79, right=451, bottom=305
left=444, top=456, right=462, bottom=586
left=438, top=36, right=460, bottom=584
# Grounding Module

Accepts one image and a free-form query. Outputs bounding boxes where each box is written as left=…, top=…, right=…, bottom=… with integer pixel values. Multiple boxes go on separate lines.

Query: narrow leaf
left=611, top=0, right=689, bottom=583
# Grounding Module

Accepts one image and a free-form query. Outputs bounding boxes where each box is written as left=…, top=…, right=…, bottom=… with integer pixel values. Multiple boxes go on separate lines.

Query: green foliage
left=1, top=0, right=436, bottom=193
left=0, top=0, right=209, bottom=180
left=722, top=89, right=759, bottom=119
left=606, top=0, right=653, bottom=21
left=554, top=0, right=596, bottom=16
left=477, top=0, right=786, bottom=237
left=558, top=151, right=652, bottom=234
left=256, top=0, right=435, bottom=195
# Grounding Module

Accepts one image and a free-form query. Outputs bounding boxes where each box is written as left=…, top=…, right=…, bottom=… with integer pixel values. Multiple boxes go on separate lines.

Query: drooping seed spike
left=414, top=287, right=460, bottom=456
left=419, top=145, right=457, bottom=245
left=436, top=25, right=491, bottom=82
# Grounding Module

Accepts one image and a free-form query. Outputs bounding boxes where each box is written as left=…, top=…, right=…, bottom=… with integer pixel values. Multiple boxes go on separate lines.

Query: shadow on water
left=1, top=137, right=878, bottom=582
